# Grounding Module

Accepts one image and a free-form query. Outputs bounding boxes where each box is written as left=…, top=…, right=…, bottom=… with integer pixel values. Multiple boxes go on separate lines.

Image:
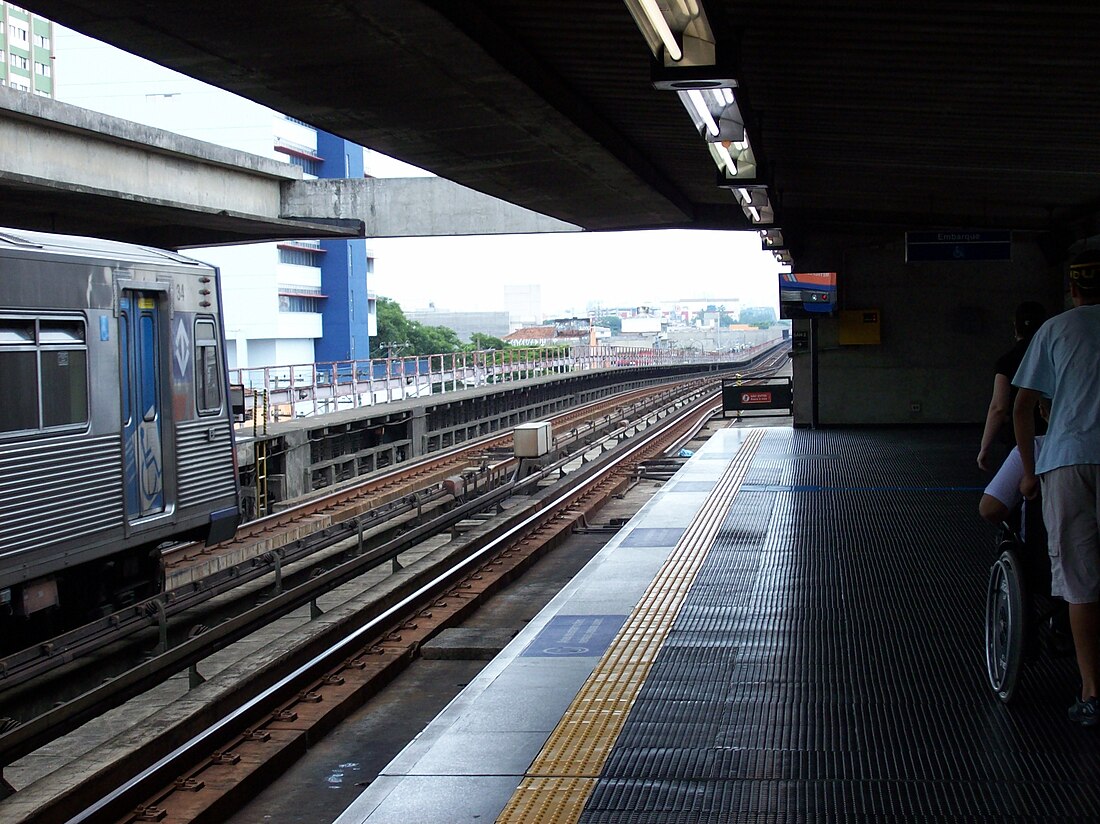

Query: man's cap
left=1070, top=249, right=1100, bottom=290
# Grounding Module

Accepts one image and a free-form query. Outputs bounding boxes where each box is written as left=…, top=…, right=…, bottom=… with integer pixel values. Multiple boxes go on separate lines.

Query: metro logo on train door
left=173, top=315, right=192, bottom=383
left=119, top=291, right=165, bottom=521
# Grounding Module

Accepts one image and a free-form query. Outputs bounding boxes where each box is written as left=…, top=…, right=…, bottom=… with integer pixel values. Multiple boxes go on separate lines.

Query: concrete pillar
left=409, top=408, right=428, bottom=458
left=283, top=430, right=311, bottom=500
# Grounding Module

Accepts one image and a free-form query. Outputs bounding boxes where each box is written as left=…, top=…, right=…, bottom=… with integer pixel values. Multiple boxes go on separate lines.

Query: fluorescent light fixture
left=714, top=142, right=736, bottom=173
left=735, top=186, right=769, bottom=208
left=733, top=186, right=774, bottom=224
left=716, top=104, right=746, bottom=142
left=638, top=0, right=682, bottom=61
left=685, top=89, right=720, bottom=137
left=759, top=228, right=785, bottom=248
left=710, top=88, right=733, bottom=109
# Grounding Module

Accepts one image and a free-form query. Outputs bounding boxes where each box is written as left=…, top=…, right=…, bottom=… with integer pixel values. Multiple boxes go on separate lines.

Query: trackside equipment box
left=514, top=421, right=553, bottom=457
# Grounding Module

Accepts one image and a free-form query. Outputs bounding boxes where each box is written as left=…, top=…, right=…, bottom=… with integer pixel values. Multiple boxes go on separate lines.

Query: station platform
left=334, top=425, right=1100, bottom=823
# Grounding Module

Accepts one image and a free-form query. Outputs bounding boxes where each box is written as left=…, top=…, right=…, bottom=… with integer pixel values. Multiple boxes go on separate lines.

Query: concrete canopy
left=20, top=1, right=1100, bottom=250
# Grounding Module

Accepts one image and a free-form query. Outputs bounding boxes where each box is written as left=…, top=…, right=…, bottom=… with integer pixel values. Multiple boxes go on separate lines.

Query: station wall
left=791, top=231, right=1062, bottom=426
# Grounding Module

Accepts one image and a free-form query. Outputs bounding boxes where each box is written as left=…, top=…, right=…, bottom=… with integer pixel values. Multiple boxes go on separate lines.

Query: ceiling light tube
left=748, top=205, right=761, bottom=222
left=759, top=228, right=784, bottom=247
left=686, top=89, right=720, bottom=137
left=639, top=0, right=682, bottom=61
left=714, top=142, right=736, bottom=173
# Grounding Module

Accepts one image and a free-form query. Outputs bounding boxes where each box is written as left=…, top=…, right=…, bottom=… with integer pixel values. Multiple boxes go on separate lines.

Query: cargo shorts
left=1041, top=464, right=1100, bottom=604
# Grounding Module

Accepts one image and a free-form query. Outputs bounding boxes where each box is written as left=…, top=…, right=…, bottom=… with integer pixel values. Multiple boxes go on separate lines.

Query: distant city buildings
left=505, top=317, right=592, bottom=347
left=586, top=300, right=781, bottom=353
left=504, top=284, right=543, bottom=330
left=50, top=26, right=376, bottom=370
left=405, top=308, right=510, bottom=343
left=0, top=4, right=54, bottom=97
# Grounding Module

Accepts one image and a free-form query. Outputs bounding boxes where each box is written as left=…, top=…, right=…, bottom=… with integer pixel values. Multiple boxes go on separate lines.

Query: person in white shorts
left=980, top=437, right=1045, bottom=525
left=1013, top=250, right=1100, bottom=727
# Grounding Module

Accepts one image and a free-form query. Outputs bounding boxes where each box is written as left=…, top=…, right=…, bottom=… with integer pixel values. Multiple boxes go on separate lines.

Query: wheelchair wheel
left=985, top=548, right=1026, bottom=703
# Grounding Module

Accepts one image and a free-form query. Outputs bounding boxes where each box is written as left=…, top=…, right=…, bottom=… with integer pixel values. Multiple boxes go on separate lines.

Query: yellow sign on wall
left=839, top=309, right=881, bottom=345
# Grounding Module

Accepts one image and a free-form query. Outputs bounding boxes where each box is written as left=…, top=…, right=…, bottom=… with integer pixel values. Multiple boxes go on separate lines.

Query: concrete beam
left=0, top=88, right=579, bottom=246
left=0, top=88, right=358, bottom=247
left=282, top=178, right=580, bottom=238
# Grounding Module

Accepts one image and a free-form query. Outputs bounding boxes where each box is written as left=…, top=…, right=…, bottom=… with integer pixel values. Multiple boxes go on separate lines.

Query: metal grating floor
left=580, top=427, right=1100, bottom=823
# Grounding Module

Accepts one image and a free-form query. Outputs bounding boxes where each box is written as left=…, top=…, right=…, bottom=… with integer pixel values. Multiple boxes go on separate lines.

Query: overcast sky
left=53, top=27, right=782, bottom=318
left=369, top=230, right=781, bottom=316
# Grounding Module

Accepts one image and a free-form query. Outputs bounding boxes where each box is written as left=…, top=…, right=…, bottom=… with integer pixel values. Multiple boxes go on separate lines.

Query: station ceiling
left=25, top=1, right=1100, bottom=253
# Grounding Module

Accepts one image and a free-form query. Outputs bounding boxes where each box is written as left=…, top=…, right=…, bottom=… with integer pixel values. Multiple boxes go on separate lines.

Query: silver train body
left=0, top=228, right=240, bottom=618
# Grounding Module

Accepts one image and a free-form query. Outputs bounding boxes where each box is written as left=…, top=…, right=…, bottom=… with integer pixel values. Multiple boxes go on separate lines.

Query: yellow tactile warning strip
left=496, top=428, right=766, bottom=824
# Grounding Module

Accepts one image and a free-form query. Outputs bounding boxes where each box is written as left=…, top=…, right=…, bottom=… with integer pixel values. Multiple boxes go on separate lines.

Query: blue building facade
left=314, top=130, right=373, bottom=363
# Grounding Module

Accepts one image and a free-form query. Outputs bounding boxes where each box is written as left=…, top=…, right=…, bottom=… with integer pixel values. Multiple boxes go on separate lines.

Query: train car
left=0, top=228, right=240, bottom=634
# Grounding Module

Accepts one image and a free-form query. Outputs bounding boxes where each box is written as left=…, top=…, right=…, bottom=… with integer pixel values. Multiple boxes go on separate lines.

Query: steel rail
left=53, top=390, right=724, bottom=824
left=0, top=377, right=710, bottom=691
left=0, top=383, right=723, bottom=776
left=0, top=351, right=784, bottom=694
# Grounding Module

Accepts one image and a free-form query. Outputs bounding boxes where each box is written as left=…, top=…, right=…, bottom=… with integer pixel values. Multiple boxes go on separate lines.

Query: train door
left=119, top=290, right=166, bottom=522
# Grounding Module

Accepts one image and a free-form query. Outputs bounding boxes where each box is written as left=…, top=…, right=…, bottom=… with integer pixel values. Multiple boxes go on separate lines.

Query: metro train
left=0, top=228, right=241, bottom=641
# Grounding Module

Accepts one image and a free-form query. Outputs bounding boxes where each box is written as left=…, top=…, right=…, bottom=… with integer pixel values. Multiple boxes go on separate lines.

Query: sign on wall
left=905, top=230, right=1012, bottom=262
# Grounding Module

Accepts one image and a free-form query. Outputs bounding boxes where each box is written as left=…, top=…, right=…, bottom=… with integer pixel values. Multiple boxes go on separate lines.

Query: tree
left=596, top=315, right=622, bottom=334
left=739, top=306, right=777, bottom=327
left=371, top=297, right=462, bottom=355
left=373, top=297, right=412, bottom=355
left=408, top=321, right=463, bottom=355
left=468, top=332, right=508, bottom=350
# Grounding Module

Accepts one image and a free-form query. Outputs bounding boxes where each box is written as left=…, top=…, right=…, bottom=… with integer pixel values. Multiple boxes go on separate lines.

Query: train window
left=40, top=319, right=89, bottom=430
left=0, top=350, right=38, bottom=433
left=195, top=318, right=222, bottom=414
left=42, top=348, right=88, bottom=428
left=0, top=321, right=33, bottom=344
left=139, top=314, right=158, bottom=423
left=0, top=316, right=88, bottom=434
left=39, top=321, right=85, bottom=344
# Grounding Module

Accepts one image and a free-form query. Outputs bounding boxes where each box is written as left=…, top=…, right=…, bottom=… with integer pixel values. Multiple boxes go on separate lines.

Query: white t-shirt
left=1012, top=304, right=1100, bottom=474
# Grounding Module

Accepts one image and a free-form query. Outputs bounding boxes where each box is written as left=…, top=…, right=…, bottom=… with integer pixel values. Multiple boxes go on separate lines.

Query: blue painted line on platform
left=621, top=527, right=687, bottom=547
left=521, top=614, right=627, bottom=658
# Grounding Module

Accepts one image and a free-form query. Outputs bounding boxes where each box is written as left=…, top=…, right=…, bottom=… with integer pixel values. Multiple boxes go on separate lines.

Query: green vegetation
left=596, top=315, right=622, bottom=334
left=738, top=306, right=778, bottom=328
left=372, top=297, right=512, bottom=357
left=469, top=332, right=508, bottom=350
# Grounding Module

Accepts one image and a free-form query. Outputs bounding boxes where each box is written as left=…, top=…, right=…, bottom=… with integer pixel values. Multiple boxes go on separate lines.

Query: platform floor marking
left=495, top=428, right=766, bottom=824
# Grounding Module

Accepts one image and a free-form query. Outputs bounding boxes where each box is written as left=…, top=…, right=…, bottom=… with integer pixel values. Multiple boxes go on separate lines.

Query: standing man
left=1013, top=250, right=1100, bottom=726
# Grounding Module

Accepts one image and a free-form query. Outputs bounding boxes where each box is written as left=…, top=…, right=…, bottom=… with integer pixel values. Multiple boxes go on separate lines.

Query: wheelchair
left=984, top=497, right=1070, bottom=702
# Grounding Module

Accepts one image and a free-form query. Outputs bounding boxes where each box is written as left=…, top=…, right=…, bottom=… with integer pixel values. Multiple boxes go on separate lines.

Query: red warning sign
left=741, top=391, right=773, bottom=404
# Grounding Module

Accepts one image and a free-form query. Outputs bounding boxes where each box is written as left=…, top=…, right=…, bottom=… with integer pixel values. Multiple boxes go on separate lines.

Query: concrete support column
left=283, top=430, right=311, bottom=500
left=409, top=408, right=428, bottom=458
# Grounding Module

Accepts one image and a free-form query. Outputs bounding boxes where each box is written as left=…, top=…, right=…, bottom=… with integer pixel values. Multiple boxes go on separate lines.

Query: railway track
left=0, top=375, right=720, bottom=698
left=5, top=374, right=734, bottom=824
left=0, top=346, right=790, bottom=821
left=2, top=344, right=786, bottom=695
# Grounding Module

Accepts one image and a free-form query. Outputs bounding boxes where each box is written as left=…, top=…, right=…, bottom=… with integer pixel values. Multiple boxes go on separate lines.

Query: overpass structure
left=0, top=88, right=578, bottom=248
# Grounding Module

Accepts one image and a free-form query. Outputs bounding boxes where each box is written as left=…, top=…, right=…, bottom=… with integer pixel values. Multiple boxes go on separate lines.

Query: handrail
left=228, top=340, right=784, bottom=425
